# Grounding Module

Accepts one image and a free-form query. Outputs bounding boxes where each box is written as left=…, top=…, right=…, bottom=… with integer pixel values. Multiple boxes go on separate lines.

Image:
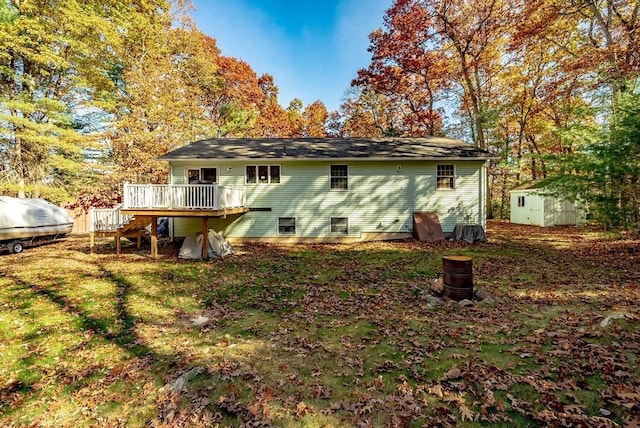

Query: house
left=158, top=137, right=492, bottom=242
left=510, top=186, right=586, bottom=227
left=90, top=137, right=492, bottom=257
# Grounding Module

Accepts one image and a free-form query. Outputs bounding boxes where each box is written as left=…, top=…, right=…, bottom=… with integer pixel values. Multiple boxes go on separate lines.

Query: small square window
left=436, top=165, right=455, bottom=189
left=330, top=217, right=348, bottom=234
left=331, top=165, right=348, bottom=190
left=201, top=168, right=217, bottom=183
left=278, top=217, right=296, bottom=235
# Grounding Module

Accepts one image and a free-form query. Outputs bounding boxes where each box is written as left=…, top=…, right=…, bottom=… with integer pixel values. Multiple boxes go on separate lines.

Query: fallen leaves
left=1, top=223, right=639, bottom=426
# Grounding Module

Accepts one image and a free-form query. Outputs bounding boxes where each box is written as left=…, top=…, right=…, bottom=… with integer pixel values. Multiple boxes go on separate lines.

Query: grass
left=1, top=221, right=639, bottom=427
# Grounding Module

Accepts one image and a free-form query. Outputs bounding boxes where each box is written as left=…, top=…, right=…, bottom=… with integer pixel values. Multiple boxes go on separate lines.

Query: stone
left=600, top=313, right=632, bottom=328
left=426, top=295, right=444, bottom=306
left=474, top=287, right=490, bottom=301
left=190, top=316, right=210, bottom=327
left=431, top=277, right=444, bottom=294
left=458, top=299, right=474, bottom=307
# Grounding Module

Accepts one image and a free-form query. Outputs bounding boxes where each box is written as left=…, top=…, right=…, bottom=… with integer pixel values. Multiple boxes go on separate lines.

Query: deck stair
left=89, top=205, right=151, bottom=251
left=118, top=215, right=152, bottom=234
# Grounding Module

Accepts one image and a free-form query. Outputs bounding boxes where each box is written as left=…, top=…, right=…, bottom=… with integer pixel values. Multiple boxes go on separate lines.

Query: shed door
left=528, top=196, right=542, bottom=225
left=554, top=199, right=576, bottom=225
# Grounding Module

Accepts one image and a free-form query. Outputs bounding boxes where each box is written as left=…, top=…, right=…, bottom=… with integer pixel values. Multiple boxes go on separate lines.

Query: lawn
left=1, top=221, right=638, bottom=427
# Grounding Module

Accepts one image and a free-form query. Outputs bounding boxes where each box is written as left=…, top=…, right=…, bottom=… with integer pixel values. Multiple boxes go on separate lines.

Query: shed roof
left=159, top=137, right=492, bottom=162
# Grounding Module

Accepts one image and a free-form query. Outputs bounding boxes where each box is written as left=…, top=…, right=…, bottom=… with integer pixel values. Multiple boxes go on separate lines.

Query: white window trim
left=436, top=164, right=455, bottom=190
left=185, top=166, right=219, bottom=184
left=277, top=217, right=296, bottom=235
left=245, top=164, right=282, bottom=185
left=330, top=164, right=349, bottom=191
left=330, top=217, right=349, bottom=235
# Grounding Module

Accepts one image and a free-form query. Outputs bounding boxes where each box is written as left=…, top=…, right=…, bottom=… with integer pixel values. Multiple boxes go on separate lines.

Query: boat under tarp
left=0, top=196, right=74, bottom=241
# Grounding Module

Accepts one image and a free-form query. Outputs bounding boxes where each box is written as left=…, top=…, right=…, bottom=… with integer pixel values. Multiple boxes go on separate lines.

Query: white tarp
left=178, top=229, right=233, bottom=260
left=0, top=196, right=74, bottom=240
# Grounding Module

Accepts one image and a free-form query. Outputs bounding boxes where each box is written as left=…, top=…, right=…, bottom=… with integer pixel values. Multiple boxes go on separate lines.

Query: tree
left=340, top=87, right=400, bottom=137
left=302, top=100, right=329, bottom=137
left=517, top=0, right=640, bottom=104
left=355, top=0, right=513, bottom=147
left=286, top=98, right=304, bottom=137
left=0, top=0, right=124, bottom=202
left=107, top=9, right=210, bottom=187
left=208, top=52, right=264, bottom=137
left=252, top=74, right=291, bottom=137
left=544, top=84, right=640, bottom=228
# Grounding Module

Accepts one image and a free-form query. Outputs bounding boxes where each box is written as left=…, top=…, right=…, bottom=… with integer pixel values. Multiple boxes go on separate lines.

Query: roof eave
left=159, top=156, right=493, bottom=162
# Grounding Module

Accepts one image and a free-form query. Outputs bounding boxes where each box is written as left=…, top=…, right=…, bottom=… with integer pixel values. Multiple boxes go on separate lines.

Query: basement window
left=278, top=217, right=296, bottom=235
left=330, top=217, right=348, bottom=235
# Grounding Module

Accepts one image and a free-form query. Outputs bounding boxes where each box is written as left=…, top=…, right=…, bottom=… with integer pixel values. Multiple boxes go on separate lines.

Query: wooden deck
left=90, top=183, right=248, bottom=259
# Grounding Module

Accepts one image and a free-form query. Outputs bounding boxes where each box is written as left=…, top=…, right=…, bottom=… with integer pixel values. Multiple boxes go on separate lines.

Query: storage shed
left=509, top=187, right=586, bottom=227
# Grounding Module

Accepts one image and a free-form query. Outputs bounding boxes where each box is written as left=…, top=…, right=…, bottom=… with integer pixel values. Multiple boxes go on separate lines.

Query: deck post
left=201, top=217, right=208, bottom=259
left=115, top=231, right=121, bottom=256
left=151, top=216, right=158, bottom=259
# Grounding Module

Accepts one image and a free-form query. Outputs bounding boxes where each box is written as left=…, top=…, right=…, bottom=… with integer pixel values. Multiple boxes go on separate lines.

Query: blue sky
left=191, top=0, right=391, bottom=112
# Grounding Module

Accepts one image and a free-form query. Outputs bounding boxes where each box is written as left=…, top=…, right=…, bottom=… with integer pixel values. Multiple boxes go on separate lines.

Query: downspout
left=481, top=161, right=487, bottom=230
left=168, top=165, right=175, bottom=241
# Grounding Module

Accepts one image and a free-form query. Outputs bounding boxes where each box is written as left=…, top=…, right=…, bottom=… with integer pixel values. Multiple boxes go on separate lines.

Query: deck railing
left=89, top=204, right=134, bottom=232
left=123, top=183, right=246, bottom=210
left=89, top=184, right=246, bottom=233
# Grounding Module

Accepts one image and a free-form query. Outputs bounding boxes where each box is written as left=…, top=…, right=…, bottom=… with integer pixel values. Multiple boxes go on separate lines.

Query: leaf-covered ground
left=1, top=221, right=638, bottom=427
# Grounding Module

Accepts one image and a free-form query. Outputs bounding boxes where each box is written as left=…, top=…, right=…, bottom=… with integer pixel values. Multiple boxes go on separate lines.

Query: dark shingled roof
left=159, top=137, right=492, bottom=161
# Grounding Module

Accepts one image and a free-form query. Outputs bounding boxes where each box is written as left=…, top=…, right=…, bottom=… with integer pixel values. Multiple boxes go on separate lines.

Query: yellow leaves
left=428, top=382, right=476, bottom=422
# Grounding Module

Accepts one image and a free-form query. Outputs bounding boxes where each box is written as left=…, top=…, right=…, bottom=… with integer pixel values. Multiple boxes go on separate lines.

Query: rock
left=427, top=295, right=444, bottom=306
left=474, top=287, right=490, bottom=301
left=442, top=367, right=462, bottom=380
left=168, top=367, right=201, bottom=393
left=459, top=299, right=474, bottom=307
left=600, top=313, right=632, bottom=328
left=190, top=316, right=210, bottom=327
left=431, top=277, right=444, bottom=294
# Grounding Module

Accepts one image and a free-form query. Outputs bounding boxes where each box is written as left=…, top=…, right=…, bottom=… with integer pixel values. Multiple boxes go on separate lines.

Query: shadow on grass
left=6, top=268, right=148, bottom=354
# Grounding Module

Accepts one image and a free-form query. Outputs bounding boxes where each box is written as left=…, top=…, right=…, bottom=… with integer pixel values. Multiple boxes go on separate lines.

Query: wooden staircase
left=119, top=215, right=152, bottom=234
left=89, top=206, right=152, bottom=253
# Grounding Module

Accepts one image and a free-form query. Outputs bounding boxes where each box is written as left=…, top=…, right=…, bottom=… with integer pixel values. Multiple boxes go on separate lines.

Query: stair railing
left=89, top=204, right=133, bottom=232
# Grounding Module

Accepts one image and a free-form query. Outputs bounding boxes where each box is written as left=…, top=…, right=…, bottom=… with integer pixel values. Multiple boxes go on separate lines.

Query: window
left=330, top=165, right=348, bottom=190
left=246, top=165, right=280, bottom=184
left=187, top=167, right=217, bottom=184
left=436, top=165, right=455, bottom=189
left=270, top=165, right=281, bottom=183
left=517, top=196, right=525, bottom=207
left=278, top=217, right=296, bottom=235
left=330, top=217, right=348, bottom=235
